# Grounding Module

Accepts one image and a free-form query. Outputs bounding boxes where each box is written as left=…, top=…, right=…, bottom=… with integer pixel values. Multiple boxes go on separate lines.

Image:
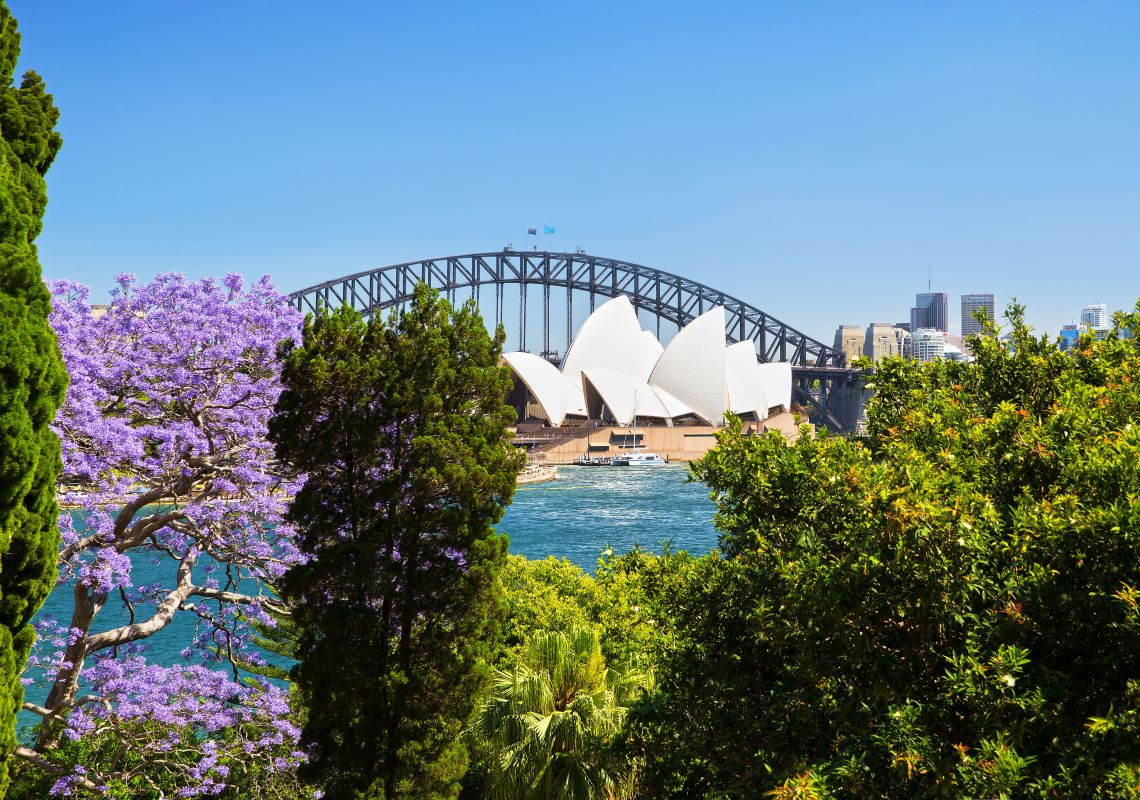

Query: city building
left=1081, top=303, right=1109, bottom=331
left=893, top=326, right=913, bottom=359
left=1059, top=323, right=1087, bottom=351
left=912, top=328, right=947, bottom=362
left=943, top=344, right=970, bottom=363
left=910, top=292, right=949, bottom=333
left=961, top=293, right=995, bottom=338
left=834, top=325, right=864, bottom=363
left=503, top=295, right=791, bottom=427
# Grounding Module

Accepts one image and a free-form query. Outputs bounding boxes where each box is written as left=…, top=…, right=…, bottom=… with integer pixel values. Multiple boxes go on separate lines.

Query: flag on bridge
left=527, top=227, right=537, bottom=235
left=544, top=225, right=556, bottom=234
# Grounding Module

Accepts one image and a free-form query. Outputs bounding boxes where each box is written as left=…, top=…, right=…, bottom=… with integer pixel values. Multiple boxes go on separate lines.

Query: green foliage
left=464, top=548, right=699, bottom=799
left=497, top=547, right=697, bottom=672
left=592, top=546, right=699, bottom=669
left=271, top=285, right=524, bottom=800
left=499, top=555, right=603, bottom=661
left=233, top=594, right=299, bottom=683
left=0, top=3, right=64, bottom=795
left=469, top=626, right=653, bottom=800
left=631, top=302, right=1140, bottom=798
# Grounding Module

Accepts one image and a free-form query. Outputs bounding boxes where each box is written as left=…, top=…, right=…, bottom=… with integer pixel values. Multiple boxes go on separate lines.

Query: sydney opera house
left=501, top=296, right=793, bottom=440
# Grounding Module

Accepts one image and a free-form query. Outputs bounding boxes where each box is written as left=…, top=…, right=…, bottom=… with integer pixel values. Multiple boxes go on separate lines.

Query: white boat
left=611, top=390, right=669, bottom=466
left=611, top=451, right=668, bottom=466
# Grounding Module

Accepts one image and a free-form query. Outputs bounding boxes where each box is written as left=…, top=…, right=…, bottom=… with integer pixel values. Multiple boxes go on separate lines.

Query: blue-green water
left=502, top=465, right=719, bottom=565
left=23, top=467, right=717, bottom=731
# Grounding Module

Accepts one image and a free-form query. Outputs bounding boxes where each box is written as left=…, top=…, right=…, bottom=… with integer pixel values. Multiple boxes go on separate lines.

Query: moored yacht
left=611, top=392, right=669, bottom=466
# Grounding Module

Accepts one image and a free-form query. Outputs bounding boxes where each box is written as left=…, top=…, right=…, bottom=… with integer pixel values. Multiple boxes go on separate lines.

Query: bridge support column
left=825, top=380, right=870, bottom=434
left=519, top=284, right=526, bottom=351
left=543, top=282, right=550, bottom=355
left=566, top=286, right=572, bottom=357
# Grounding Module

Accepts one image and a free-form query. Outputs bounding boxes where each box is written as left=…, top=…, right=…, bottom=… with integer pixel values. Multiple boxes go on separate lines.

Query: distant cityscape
left=835, top=293, right=1112, bottom=364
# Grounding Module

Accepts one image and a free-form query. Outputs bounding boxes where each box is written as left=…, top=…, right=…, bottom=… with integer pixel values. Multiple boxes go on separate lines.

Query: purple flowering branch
left=18, top=274, right=311, bottom=797
left=23, top=657, right=304, bottom=797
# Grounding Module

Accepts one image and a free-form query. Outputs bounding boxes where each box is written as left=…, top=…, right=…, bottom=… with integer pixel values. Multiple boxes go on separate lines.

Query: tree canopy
left=271, top=285, right=524, bottom=800
left=0, top=2, right=65, bottom=794
left=631, top=303, right=1140, bottom=798
left=15, top=274, right=306, bottom=798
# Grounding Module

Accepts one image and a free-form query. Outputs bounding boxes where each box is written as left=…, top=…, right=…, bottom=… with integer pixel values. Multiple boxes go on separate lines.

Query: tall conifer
left=271, top=285, right=523, bottom=800
left=0, top=2, right=65, bottom=794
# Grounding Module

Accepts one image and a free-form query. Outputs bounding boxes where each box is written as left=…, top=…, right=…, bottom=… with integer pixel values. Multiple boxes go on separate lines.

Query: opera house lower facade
left=502, top=296, right=803, bottom=463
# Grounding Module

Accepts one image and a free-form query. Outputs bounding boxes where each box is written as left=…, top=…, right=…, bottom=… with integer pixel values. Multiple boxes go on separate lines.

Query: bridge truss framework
left=288, top=250, right=861, bottom=429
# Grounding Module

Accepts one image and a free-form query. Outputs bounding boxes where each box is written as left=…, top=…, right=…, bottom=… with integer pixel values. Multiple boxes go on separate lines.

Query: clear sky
left=10, top=0, right=1140, bottom=344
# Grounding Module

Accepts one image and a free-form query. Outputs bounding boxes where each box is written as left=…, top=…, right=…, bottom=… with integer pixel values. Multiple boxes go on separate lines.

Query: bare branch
left=188, top=586, right=267, bottom=605
left=83, top=552, right=199, bottom=653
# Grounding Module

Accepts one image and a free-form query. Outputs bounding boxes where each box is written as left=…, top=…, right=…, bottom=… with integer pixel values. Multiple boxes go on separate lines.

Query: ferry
left=611, top=451, right=668, bottom=466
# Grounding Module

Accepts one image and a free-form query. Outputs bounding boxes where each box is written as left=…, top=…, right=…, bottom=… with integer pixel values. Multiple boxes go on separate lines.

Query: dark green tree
left=270, top=285, right=524, bottom=800
left=632, top=303, right=1140, bottom=799
left=0, top=3, right=64, bottom=795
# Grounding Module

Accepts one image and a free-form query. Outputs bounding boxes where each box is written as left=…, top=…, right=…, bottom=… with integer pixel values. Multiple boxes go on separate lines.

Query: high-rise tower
left=1081, top=303, right=1109, bottom=330
left=910, top=292, right=949, bottom=333
left=961, top=293, right=996, bottom=338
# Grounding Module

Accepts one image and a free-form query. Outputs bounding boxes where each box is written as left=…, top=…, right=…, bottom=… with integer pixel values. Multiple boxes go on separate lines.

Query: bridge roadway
left=288, top=250, right=864, bottom=430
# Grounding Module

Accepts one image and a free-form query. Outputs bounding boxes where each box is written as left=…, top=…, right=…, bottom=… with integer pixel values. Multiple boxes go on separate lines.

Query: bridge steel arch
left=288, top=250, right=859, bottom=429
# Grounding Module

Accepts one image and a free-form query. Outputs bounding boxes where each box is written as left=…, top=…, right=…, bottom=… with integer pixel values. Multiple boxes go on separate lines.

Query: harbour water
left=22, top=466, right=717, bottom=731
left=502, top=464, right=718, bottom=566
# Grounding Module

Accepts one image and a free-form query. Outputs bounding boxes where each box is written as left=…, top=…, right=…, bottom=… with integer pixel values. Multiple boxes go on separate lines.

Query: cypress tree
left=0, top=2, right=65, bottom=795
left=271, top=285, right=523, bottom=800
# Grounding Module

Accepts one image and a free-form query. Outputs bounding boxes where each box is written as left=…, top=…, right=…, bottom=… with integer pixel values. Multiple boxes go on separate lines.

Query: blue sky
left=11, top=1, right=1139, bottom=343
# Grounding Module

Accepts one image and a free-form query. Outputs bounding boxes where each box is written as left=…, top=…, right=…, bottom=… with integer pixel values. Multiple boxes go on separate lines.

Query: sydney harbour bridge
left=288, top=250, right=864, bottom=431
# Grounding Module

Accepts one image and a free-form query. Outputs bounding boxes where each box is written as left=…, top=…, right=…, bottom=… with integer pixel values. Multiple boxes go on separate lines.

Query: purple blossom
left=75, top=548, right=133, bottom=594
left=27, top=274, right=314, bottom=797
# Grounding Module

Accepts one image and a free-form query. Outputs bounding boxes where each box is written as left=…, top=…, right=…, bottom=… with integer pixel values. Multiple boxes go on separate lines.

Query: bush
left=631, top=303, right=1140, bottom=798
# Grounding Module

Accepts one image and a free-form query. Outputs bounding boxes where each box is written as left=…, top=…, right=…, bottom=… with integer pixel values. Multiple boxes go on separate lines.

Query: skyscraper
left=910, top=292, right=948, bottom=333
left=1081, top=303, right=1109, bottom=330
left=961, top=293, right=996, bottom=338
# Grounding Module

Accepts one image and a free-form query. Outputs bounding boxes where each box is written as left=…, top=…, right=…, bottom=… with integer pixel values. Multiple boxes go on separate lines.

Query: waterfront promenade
left=514, top=409, right=807, bottom=465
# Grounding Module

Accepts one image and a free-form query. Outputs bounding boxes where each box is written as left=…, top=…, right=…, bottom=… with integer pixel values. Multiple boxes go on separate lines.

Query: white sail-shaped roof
left=581, top=368, right=695, bottom=425
left=755, top=362, right=793, bottom=412
left=725, top=341, right=771, bottom=420
left=504, top=298, right=792, bottom=428
left=649, top=306, right=728, bottom=426
left=651, top=383, right=698, bottom=420
left=633, top=331, right=664, bottom=383
left=560, top=296, right=658, bottom=388
left=501, top=352, right=586, bottom=427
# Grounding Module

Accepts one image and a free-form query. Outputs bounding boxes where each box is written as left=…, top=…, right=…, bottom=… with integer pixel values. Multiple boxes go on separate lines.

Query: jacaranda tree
left=0, top=2, right=66, bottom=795
left=271, top=284, right=524, bottom=800
left=632, top=303, right=1140, bottom=799
left=15, top=274, right=309, bottom=797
